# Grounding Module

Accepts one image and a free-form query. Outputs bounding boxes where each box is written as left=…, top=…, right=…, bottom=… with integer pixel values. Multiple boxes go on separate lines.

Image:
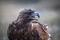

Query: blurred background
left=0, top=0, right=60, bottom=40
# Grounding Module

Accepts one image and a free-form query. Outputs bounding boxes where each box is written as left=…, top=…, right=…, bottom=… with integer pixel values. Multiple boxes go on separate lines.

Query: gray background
left=0, top=0, right=60, bottom=40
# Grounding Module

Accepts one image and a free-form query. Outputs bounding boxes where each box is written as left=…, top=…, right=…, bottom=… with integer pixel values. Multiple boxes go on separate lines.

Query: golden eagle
left=7, top=9, right=49, bottom=40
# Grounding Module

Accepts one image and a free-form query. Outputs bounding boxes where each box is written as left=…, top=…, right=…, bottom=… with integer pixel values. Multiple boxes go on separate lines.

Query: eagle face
left=17, top=9, right=40, bottom=22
